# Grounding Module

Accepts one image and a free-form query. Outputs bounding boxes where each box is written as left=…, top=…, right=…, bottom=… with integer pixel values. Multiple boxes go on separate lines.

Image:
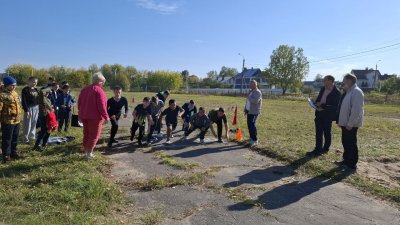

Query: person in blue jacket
left=56, top=84, right=75, bottom=132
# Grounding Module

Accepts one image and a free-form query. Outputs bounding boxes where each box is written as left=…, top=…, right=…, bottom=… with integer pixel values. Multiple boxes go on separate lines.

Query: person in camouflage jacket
left=0, top=76, right=23, bottom=163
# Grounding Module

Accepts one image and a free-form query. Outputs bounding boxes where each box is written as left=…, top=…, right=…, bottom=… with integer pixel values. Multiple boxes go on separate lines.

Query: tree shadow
left=228, top=166, right=355, bottom=211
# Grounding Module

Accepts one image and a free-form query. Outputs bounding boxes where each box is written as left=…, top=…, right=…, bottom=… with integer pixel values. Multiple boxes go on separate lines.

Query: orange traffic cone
left=236, top=128, right=243, bottom=141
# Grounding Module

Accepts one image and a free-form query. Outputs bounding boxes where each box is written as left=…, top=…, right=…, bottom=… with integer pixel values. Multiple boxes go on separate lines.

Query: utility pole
left=374, top=60, right=381, bottom=89
left=238, top=53, right=245, bottom=94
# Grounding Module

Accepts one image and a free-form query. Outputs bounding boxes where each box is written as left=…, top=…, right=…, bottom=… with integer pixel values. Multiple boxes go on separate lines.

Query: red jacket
left=78, top=84, right=109, bottom=121
left=47, top=111, right=58, bottom=131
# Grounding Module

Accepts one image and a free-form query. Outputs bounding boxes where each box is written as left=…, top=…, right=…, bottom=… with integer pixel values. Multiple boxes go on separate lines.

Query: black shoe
left=113, top=140, right=119, bottom=143
left=10, top=154, right=24, bottom=160
left=334, top=160, right=346, bottom=166
left=130, top=135, right=134, bottom=142
left=107, top=142, right=112, bottom=148
left=217, top=139, right=223, bottom=143
left=33, top=145, right=42, bottom=152
left=306, top=150, right=321, bottom=157
left=3, top=155, right=11, bottom=163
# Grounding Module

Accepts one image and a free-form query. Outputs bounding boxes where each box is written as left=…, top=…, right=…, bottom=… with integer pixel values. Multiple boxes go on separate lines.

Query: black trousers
left=341, top=127, right=359, bottom=168
left=109, top=117, right=120, bottom=142
left=314, top=116, right=333, bottom=152
left=247, top=114, right=258, bottom=141
left=131, top=122, right=145, bottom=144
left=185, top=126, right=209, bottom=140
left=213, top=120, right=223, bottom=140
left=1, top=123, right=20, bottom=157
left=148, top=115, right=158, bottom=141
left=36, top=116, right=50, bottom=147
left=58, top=111, right=71, bottom=132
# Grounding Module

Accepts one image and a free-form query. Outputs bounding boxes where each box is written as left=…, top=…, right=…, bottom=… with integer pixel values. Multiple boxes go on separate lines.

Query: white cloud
left=136, top=0, right=180, bottom=14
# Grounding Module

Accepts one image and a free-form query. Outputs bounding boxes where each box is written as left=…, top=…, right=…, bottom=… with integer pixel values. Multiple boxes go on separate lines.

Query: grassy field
left=0, top=89, right=398, bottom=224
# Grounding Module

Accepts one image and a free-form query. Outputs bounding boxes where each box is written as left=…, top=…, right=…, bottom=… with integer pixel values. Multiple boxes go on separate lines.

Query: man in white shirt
left=336, top=73, right=364, bottom=170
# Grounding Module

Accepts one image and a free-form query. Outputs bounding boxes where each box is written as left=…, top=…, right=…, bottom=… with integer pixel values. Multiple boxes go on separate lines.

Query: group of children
left=107, top=89, right=231, bottom=147
left=0, top=76, right=76, bottom=162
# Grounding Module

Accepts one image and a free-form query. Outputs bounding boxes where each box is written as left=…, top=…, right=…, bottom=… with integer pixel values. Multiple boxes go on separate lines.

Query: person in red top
left=78, top=72, right=109, bottom=159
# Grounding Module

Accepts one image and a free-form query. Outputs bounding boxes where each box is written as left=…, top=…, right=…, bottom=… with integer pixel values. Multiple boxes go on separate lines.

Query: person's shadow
left=223, top=156, right=312, bottom=188
left=228, top=166, right=355, bottom=211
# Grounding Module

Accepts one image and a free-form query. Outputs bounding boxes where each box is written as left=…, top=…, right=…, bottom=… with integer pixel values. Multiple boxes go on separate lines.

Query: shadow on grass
left=228, top=166, right=354, bottom=210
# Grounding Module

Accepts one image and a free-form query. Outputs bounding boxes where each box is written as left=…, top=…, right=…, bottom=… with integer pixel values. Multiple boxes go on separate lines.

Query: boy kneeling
left=184, top=107, right=210, bottom=144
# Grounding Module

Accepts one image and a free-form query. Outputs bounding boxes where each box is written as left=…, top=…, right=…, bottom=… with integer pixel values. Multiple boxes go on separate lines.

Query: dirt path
left=101, top=119, right=399, bottom=225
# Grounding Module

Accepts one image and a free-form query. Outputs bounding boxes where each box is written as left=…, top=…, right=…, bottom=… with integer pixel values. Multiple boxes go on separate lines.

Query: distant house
left=215, top=75, right=235, bottom=86
left=233, top=68, right=271, bottom=90
left=351, top=68, right=381, bottom=90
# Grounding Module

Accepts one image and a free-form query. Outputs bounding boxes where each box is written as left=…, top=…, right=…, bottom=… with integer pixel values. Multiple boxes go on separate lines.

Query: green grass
left=138, top=208, right=165, bottom=225
left=0, top=128, right=123, bottom=225
left=154, top=151, right=198, bottom=170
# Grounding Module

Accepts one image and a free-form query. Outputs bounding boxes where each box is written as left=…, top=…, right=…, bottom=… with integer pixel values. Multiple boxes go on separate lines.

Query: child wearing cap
left=0, top=76, right=23, bottom=162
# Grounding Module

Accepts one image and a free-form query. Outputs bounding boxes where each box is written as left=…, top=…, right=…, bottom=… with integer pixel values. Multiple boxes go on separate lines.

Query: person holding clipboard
left=306, top=75, right=341, bottom=157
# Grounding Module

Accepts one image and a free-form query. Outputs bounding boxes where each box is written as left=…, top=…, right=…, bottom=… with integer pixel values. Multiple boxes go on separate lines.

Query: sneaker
left=130, top=135, right=134, bottom=142
left=249, top=140, right=259, bottom=146
left=183, top=136, right=188, bottom=141
left=86, top=152, right=95, bottom=160
left=112, top=139, right=119, bottom=144
left=171, top=134, right=175, bottom=138
left=165, top=140, right=172, bottom=145
left=156, top=133, right=163, bottom=138
left=107, top=142, right=112, bottom=148
left=217, top=139, right=224, bottom=143
left=200, top=139, right=205, bottom=144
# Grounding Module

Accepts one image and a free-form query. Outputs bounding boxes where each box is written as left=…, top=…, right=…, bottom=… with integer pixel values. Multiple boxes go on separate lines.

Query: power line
left=310, top=42, right=400, bottom=63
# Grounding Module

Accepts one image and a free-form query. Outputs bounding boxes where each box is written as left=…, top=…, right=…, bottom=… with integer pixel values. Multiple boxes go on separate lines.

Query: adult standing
left=49, top=82, right=60, bottom=118
left=0, top=76, right=23, bottom=162
left=244, top=80, right=262, bottom=145
left=107, top=86, right=128, bottom=147
left=307, top=75, right=341, bottom=156
left=336, top=73, right=364, bottom=170
left=147, top=96, right=164, bottom=144
left=78, top=72, right=109, bottom=159
left=21, top=76, right=40, bottom=144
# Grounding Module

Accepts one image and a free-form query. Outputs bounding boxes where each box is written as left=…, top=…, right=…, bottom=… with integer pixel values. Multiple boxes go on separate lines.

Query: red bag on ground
left=47, top=111, right=58, bottom=132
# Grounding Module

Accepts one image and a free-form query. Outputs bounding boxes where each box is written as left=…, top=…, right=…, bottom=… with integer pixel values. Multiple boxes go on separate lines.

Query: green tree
left=6, top=64, right=35, bottom=85
left=219, top=66, right=238, bottom=81
left=207, top=70, right=218, bottom=80
left=67, top=69, right=91, bottom=87
left=146, top=71, right=183, bottom=91
left=264, top=45, right=309, bottom=95
left=380, top=76, right=400, bottom=102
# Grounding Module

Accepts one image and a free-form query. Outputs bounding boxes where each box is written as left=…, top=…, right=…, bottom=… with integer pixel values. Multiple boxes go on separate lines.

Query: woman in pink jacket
left=78, top=72, right=110, bottom=159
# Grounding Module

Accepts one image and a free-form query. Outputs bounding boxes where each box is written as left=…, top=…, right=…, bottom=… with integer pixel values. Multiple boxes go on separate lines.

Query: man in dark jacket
left=307, top=75, right=341, bottom=157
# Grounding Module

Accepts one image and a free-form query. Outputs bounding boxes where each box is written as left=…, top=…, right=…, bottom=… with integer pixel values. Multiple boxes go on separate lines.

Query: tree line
left=4, top=64, right=241, bottom=91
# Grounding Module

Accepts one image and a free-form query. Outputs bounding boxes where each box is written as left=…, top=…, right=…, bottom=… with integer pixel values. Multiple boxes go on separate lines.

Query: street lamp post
left=238, top=53, right=245, bottom=94
left=374, top=60, right=381, bottom=89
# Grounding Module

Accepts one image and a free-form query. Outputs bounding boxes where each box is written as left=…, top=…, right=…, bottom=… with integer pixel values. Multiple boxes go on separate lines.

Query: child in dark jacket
left=56, top=85, right=75, bottom=132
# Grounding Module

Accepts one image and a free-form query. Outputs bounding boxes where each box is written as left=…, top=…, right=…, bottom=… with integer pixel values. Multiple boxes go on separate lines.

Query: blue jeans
left=247, top=114, right=258, bottom=141
left=1, top=123, right=20, bottom=157
left=314, top=116, right=333, bottom=152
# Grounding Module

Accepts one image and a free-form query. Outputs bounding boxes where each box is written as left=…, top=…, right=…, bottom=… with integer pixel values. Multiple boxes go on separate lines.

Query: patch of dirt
left=358, top=158, right=400, bottom=188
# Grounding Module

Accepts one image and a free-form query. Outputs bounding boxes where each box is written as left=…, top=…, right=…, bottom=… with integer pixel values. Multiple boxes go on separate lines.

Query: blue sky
left=1, top=0, right=400, bottom=80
